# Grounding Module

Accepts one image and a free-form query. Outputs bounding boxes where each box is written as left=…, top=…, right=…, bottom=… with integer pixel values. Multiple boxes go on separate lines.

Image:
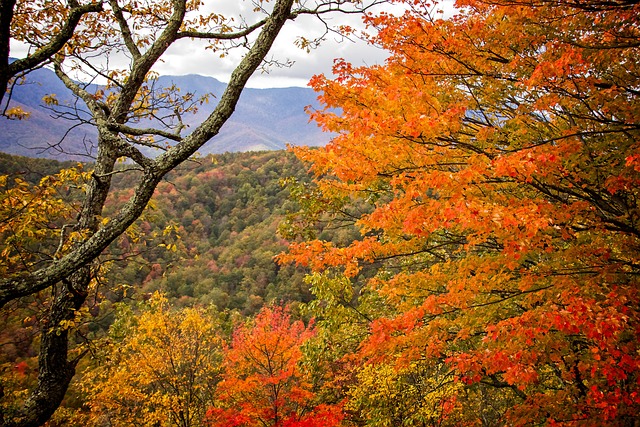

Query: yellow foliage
left=0, top=165, right=89, bottom=275
left=42, top=94, right=59, bottom=106
left=347, top=361, right=461, bottom=427
left=81, top=293, right=222, bottom=427
left=4, top=106, right=30, bottom=120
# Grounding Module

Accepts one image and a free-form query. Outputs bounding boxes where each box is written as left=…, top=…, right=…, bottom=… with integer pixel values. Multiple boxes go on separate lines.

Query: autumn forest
left=1, top=0, right=639, bottom=426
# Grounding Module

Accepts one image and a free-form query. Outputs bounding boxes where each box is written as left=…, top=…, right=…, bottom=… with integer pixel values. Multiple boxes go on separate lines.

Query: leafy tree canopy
left=281, top=0, right=640, bottom=424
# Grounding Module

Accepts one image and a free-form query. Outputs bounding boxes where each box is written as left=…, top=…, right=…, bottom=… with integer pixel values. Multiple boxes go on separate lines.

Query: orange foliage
left=207, top=306, right=344, bottom=427
left=282, top=0, right=640, bottom=424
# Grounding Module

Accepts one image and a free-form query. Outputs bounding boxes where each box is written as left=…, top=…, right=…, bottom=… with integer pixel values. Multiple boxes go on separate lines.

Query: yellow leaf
left=42, top=94, right=59, bottom=106
left=5, top=106, right=30, bottom=120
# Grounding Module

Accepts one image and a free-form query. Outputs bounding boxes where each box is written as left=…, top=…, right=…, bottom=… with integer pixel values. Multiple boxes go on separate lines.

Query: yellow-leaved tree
left=77, top=293, right=222, bottom=427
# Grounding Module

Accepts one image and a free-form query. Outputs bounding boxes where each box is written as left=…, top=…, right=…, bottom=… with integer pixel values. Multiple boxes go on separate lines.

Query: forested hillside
left=0, top=149, right=353, bottom=426
left=107, top=150, right=326, bottom=312
left=0, top=150, right=335, bottom=312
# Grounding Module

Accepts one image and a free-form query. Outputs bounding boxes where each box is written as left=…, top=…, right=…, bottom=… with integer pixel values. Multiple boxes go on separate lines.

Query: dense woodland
left=0, top=148, right=378, bottom=426
left=0, top=150, right=325, bottom=311
left=1, top=0, right=639, bottom=426
left=1, top=150, right=345, bottom=426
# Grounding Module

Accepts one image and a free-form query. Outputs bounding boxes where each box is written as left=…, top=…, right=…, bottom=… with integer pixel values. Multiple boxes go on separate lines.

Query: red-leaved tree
left=206, top=306, right=343, bottom=427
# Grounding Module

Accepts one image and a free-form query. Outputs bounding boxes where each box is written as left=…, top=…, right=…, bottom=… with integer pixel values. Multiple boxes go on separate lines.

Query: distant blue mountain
left=0, top=64, right=329, bottom=160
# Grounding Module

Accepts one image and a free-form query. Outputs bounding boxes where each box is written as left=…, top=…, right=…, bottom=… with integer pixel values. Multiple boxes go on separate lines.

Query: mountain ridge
left=0, top=65, right=329, bottom=160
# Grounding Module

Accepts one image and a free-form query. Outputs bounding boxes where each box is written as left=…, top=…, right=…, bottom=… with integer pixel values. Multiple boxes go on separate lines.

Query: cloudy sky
left=11, top=1, right=453, bottom=89
left=153, top=1, right=402, bottom=88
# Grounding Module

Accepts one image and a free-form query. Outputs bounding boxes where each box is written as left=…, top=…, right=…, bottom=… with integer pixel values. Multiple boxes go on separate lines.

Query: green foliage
left=0, top=152, right=78, bottom=185
left=109, top=151, right=316, bottom=313
left=0, top=150, right=319, bottom=313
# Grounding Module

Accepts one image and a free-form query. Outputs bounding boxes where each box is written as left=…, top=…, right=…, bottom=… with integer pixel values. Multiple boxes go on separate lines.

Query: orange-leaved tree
left=207, top=306, right=343, bottom=427
left=280, top=0, right=640, bottom=424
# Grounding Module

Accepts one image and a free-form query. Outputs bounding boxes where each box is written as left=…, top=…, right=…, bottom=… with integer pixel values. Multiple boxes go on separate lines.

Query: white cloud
left=152, top=1, right=394, bottom=88
left=10, top=1, right=456, bottom=88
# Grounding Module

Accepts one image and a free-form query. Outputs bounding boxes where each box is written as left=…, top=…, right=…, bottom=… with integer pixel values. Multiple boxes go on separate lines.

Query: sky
left=11, top=1, right=453, bottom=89
left=153, top=1, right=402, bottom=88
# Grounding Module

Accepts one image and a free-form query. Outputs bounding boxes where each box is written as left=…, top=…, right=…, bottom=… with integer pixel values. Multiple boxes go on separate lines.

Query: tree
left=78, top=293, right=222, bottom=427
left=0, top=1, right=386, bottom=426
left=282, top=0, right=640, bottom=424
left=207, top=306, right=343, bottom=427
left=0, top=166, right=90, bottom=425
left=0, top=165, right=89, bottom=278
left=346, top=360, right=461, bottom=427
left=0, top=0, right=103, bottom=112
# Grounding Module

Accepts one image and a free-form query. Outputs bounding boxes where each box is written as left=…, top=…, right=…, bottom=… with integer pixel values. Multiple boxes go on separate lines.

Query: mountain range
left=0, top=65, right=330, bottom=160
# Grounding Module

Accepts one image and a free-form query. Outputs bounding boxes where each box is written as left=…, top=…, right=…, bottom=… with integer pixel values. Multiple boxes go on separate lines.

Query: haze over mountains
left=0, top=64, right=329, bottom=160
